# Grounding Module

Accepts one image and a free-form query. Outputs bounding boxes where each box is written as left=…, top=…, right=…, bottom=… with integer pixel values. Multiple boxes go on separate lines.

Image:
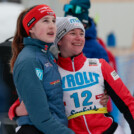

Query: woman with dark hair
left=9, top=4, right=74, bottom=134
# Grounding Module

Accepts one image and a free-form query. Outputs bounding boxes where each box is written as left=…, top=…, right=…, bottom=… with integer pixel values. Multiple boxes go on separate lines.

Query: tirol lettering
left=62, top=72, right=99, bottom=91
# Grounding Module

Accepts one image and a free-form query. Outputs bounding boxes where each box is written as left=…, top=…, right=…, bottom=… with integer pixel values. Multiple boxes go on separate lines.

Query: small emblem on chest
left=35, top=68, right=43, bottom=80
left=89, top=60, right=98, bottom=66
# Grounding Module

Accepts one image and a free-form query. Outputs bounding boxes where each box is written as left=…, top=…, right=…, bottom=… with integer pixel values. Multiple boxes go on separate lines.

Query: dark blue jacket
left=13, top=37, right=74, bottom=134
left=83, top=18, right=109, bottom=62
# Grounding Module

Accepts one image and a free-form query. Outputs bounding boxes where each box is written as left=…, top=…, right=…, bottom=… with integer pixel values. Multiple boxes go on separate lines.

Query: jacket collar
left=23, top=37, right=53, bottom=51
left=57, top=53, right=86, bottom=72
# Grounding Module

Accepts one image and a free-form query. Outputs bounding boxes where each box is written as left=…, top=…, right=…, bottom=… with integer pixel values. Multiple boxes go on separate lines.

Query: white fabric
left=114, top=125, right=126, bottom=134
left=58, top=58, right=105, bottom=117
left=15, top=126, right=21, bottom=133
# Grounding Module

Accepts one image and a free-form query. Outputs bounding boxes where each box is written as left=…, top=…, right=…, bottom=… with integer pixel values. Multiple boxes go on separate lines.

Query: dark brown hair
left=10, top=6, right=36, bottom=72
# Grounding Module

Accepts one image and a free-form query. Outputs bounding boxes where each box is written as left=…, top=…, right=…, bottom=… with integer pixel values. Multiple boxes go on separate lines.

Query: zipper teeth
left=83, top=115, right=92, bottom=134
left=72, top=58, right=75, bottom=71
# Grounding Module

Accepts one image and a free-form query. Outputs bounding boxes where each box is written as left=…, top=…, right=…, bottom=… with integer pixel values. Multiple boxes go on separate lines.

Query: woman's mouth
left=73, top=43, right=81, bottom=46
left=47, top=32, right=54, bottom=35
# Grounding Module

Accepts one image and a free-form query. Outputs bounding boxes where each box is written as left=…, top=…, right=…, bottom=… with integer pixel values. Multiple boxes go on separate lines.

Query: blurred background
left=0, top=0, right=134, bottom=134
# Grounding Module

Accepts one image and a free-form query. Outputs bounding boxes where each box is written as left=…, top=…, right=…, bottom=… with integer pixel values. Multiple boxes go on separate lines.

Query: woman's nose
left=49, top=22, right=55, bottom=28
left=75, top=34, right=82, bottom=40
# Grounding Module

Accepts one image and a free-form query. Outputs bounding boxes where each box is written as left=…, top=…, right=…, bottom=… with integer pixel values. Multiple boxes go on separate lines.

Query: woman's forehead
left=68, top=28, right=84, bottom=32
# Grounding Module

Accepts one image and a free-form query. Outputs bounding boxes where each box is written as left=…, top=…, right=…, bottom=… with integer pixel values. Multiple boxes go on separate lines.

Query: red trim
left=8, top=98, right=20, bottom=120
left=57, top=53, right=86, bottom=72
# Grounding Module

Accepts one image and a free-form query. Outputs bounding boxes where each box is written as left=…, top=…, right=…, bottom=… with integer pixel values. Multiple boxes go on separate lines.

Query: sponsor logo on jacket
left=62, top=71, right=100, bottom=91
left=35, top=68, right=43, bottom=80
left=50, top=80, right=60, bottom=85
left=111, top=70, right=119, bottom=80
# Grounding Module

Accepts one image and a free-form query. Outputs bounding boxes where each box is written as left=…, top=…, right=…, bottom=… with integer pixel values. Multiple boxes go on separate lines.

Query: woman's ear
left=29, top=28, right=33, bottom=34
left=58, top=40, right=61, bottom=46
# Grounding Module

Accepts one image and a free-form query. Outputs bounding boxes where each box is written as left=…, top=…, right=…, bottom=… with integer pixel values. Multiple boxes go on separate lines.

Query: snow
left=0, top=2, right=24, bottom=43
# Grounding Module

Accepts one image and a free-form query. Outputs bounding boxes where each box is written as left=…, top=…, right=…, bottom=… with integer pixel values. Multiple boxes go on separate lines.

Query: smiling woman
left=55, top=16, right=134, bottom=134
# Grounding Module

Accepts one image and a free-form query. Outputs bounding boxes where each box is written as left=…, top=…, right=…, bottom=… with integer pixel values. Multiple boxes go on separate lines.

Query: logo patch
left=57, top=29, right=66, bottom=39
left=50, top=80, right=60, bottom=85
left=44, top=62, right=52, bottom=67
left=89, top=60, right=98, bottom=66
left=35, top=68, right=43, bottom=80
left=96, top=94, right=104, bottom=99
left=69, top=18, right=81, bottom=24
left=27, top=17, right=36, bottom=27
left=111, top=71, right=119, bottom=80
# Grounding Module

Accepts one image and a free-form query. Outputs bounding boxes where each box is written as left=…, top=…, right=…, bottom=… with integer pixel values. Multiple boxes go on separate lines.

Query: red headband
left=23, top=4, right=56, bottom=35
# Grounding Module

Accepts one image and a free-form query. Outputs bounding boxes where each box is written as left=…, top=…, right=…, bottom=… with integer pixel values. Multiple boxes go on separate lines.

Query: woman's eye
left=43, top=19, right=48, bottom=22
left=70, top=32, right=75, bottom=35
left=53, top=19, right=56, bottom=23
left=80, top=33, right=84, bottom=36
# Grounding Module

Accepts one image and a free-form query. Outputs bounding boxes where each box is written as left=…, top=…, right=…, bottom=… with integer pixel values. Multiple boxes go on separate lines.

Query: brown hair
left=10, top=6, right=36, bottom=72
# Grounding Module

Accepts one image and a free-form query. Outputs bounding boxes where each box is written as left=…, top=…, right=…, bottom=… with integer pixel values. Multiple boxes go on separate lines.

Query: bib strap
left=68, top=107, right=108, bottom=120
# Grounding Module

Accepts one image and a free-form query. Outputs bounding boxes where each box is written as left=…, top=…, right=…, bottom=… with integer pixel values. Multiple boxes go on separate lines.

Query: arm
left=99, top=90, right=109, bottom=107
left=9, top=94, right=109, bottom=118
left=100, top=59, right=134, bottom=132
left=8, top=98, right=20, bottom=120
left=8, top=99, right=28, bottom=120
left=15, top=101, right=28, bottom=116
left=14, top=59, right=74, bottom=134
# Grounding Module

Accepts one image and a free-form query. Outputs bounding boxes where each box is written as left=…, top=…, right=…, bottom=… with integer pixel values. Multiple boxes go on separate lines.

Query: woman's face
left=29, top=15, right=56, bottom=43
left=58, top=28, right=85, bottom=58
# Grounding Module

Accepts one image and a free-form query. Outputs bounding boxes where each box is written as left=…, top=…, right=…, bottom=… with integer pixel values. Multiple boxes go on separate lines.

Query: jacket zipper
left=83, top=115, right=92, bottom=134
left=72, top=58, right=75, bottom=71
left=72, top=58, right=91, bottom=134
